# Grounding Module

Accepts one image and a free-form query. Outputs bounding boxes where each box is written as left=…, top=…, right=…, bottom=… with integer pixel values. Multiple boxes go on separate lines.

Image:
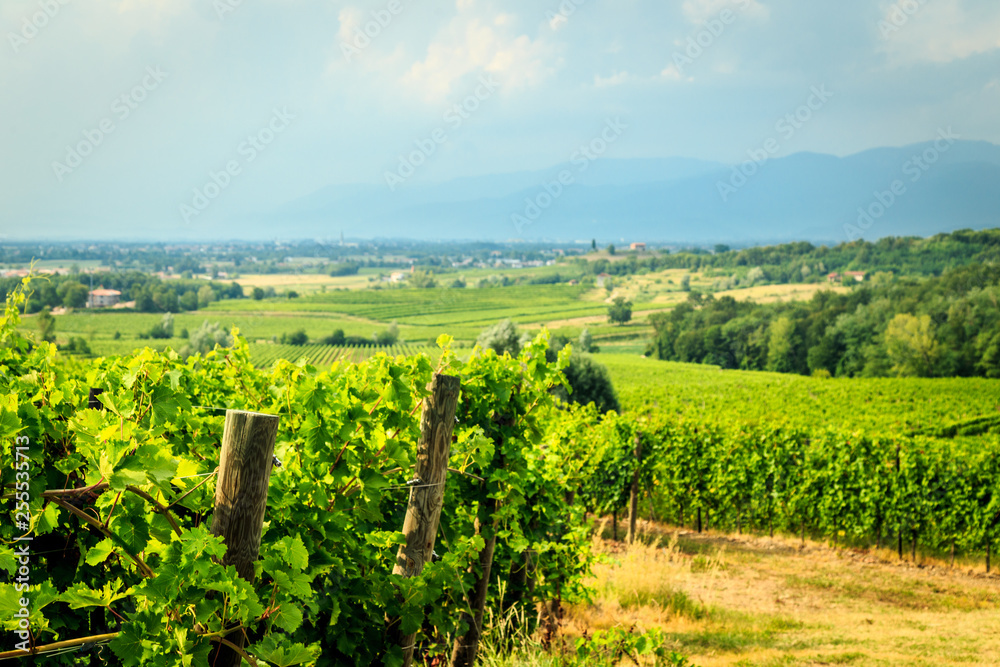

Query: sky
left=0, top=0, right=998, bottom=240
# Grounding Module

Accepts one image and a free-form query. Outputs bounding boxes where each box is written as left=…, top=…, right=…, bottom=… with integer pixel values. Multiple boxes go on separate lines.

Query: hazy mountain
left=254, top=140, right=1000, bottom=243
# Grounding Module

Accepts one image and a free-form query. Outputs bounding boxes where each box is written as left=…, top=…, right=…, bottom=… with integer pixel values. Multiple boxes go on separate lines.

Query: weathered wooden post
left=209, top=409, right=280, bottom=667
left=390, top=374, right=461, bottom=667
left=87, top=387, right=104, bottom=409
left=627, top=434, right=642, bottom=544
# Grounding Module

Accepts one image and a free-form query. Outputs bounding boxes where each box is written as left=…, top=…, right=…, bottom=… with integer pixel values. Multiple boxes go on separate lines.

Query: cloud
left=594, top=71, right=631, bottom=87
left=401, top=2, right=558, bottom=102
left=681, top=0, right=769, bottom=24
left=877, top=0, right=1000, bottom=64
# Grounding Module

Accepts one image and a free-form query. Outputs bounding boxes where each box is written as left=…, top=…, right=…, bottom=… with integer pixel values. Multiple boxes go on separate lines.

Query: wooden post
left=627, top=434, right=642, bottom=544
left=390, top=374, right=460, bottom=667
left=209, top=409, right=280, bottom=667
left=87, top=387, right=104, bottom=409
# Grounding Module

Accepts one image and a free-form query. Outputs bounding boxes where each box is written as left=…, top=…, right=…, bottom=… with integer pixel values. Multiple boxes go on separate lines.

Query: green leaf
left=270, top=601, right=304, bottom=633
left=0, top=547, right=16, bottom=575
left=85, top=539, right=115, bottom=566
left=110, top=622, right=147, bottom=667
left=60, top=579, right=130, bottom=609
left=111, top=513, right=150, bottom=555
left=35, top=502, right=60, bottom=535
left=250, top=636, right=320, bottom=667
left=109, top=464, right=148, bottom=491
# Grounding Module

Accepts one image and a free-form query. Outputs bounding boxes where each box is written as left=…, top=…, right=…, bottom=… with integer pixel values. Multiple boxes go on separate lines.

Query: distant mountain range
left=249, top=140, right=1000, bottom=244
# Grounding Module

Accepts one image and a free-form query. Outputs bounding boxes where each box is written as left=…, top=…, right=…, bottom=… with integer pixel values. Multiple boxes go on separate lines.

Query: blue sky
left=1, top=0, right=998, bottom=239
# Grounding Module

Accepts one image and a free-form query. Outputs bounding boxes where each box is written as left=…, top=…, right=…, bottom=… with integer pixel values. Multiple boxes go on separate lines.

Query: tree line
left=3, top=272, right=244, bottom=313
left=647, top=263, right=1000, bottom=378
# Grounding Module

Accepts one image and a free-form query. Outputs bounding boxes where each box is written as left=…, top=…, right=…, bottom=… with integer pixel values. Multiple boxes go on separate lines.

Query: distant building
left=596, top=273, right=612, bottom=288
left=88, top=289, right=121, bottom=308
left=630, top=242, right=647, bottom=251
left=827, top=271, right=866, bottom=284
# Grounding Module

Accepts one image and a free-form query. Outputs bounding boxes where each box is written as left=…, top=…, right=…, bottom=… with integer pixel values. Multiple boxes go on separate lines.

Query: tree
left=148, top=313, right=175, bottom=339
left=607, top=297, right=632, bottom=326
left=680, top=274, right=691, bottom=292
left=607, top=244, right=616, bottom=256
left=476, top=319, right=521, bottom=356
left=197, top=285, right=216, bottom=308
left=407, top=270, right=437, bottom=289
left=885, top=313, right=940, bottom=377
left=766, top=316, right=798, bottom=373
left=591, top=239, right=597, bottom=251
left=252, top=287, right=266, bottom=300
left=58, top=280, right=89, bottom=309
left=554, top=353, right=620, bottom=413
left=281, top=329, right=309, bottom=346
left=36, top=307, right=55, bottom=343
left=152, top=286, right=179, bottom=312
left=324, top=329, right=346, bottom=346
left=180, top=321, right=233, bottom=358
left=375, top=322, right=399, bottom=347
left=578, top=327, right=597, bottom=353
left=179, top=291, right=198, bottom=311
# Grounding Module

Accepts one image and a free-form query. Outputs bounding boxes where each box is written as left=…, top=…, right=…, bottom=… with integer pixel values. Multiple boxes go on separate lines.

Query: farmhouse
left=88, top=288, right=121, bottom=308
left=827, top=271, right=866, bottom=284
left=630, top=242, right=647, bottom=251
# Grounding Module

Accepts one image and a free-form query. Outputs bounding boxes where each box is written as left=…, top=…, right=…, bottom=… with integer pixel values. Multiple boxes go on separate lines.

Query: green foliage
left=555, top=353, right=620, bottom=414
left=146, top=312, right=174, bottom=340
left=647, top=263, right=1000, bottom=378
left=180, top=320, right=233, bottom=358
left=477, top=319, right=522, bottom=357
left=0, top=278, right=589, bottom=666
left=607, top=297, right=632, bottom=326
left=323, top=329, right=346, bottom=346
left=36, top=306, right=56, bottom=342
left=281, top=329, right=309, bottom=346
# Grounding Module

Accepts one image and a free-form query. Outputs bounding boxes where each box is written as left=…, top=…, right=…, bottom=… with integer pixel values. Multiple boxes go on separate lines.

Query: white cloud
left=402, top=3, right=558, bottom=102
left=877, top=0, right=1000, bottom=64
left=594, top=71, right=631, bottom=87
left=681, top=0, right=768, bottom=24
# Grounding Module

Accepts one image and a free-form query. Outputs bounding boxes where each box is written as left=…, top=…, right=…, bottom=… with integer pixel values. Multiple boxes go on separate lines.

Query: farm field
left=595, top=354, right=1000, bottom=441
left=247, top=342, right=437, bottom=367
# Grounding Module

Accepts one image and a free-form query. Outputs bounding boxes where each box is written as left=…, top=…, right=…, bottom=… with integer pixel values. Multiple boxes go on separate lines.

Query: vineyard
left=247, top=343, right=437, bottom=368
left=3, top=275, right=1000, bottom=666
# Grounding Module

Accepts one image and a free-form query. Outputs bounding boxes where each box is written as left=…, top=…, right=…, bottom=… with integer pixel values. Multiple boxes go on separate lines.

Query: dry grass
left=715, top=283, right=849, bottom=303
left=232, top=273, right=373, bottom=293
left=542, top=520, right=1000, bottom=666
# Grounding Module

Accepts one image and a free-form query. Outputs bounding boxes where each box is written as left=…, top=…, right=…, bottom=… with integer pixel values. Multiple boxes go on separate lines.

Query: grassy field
left=488, top=522, right=1000, bottom=666
left=595, top=354, right=1000, bottom=441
